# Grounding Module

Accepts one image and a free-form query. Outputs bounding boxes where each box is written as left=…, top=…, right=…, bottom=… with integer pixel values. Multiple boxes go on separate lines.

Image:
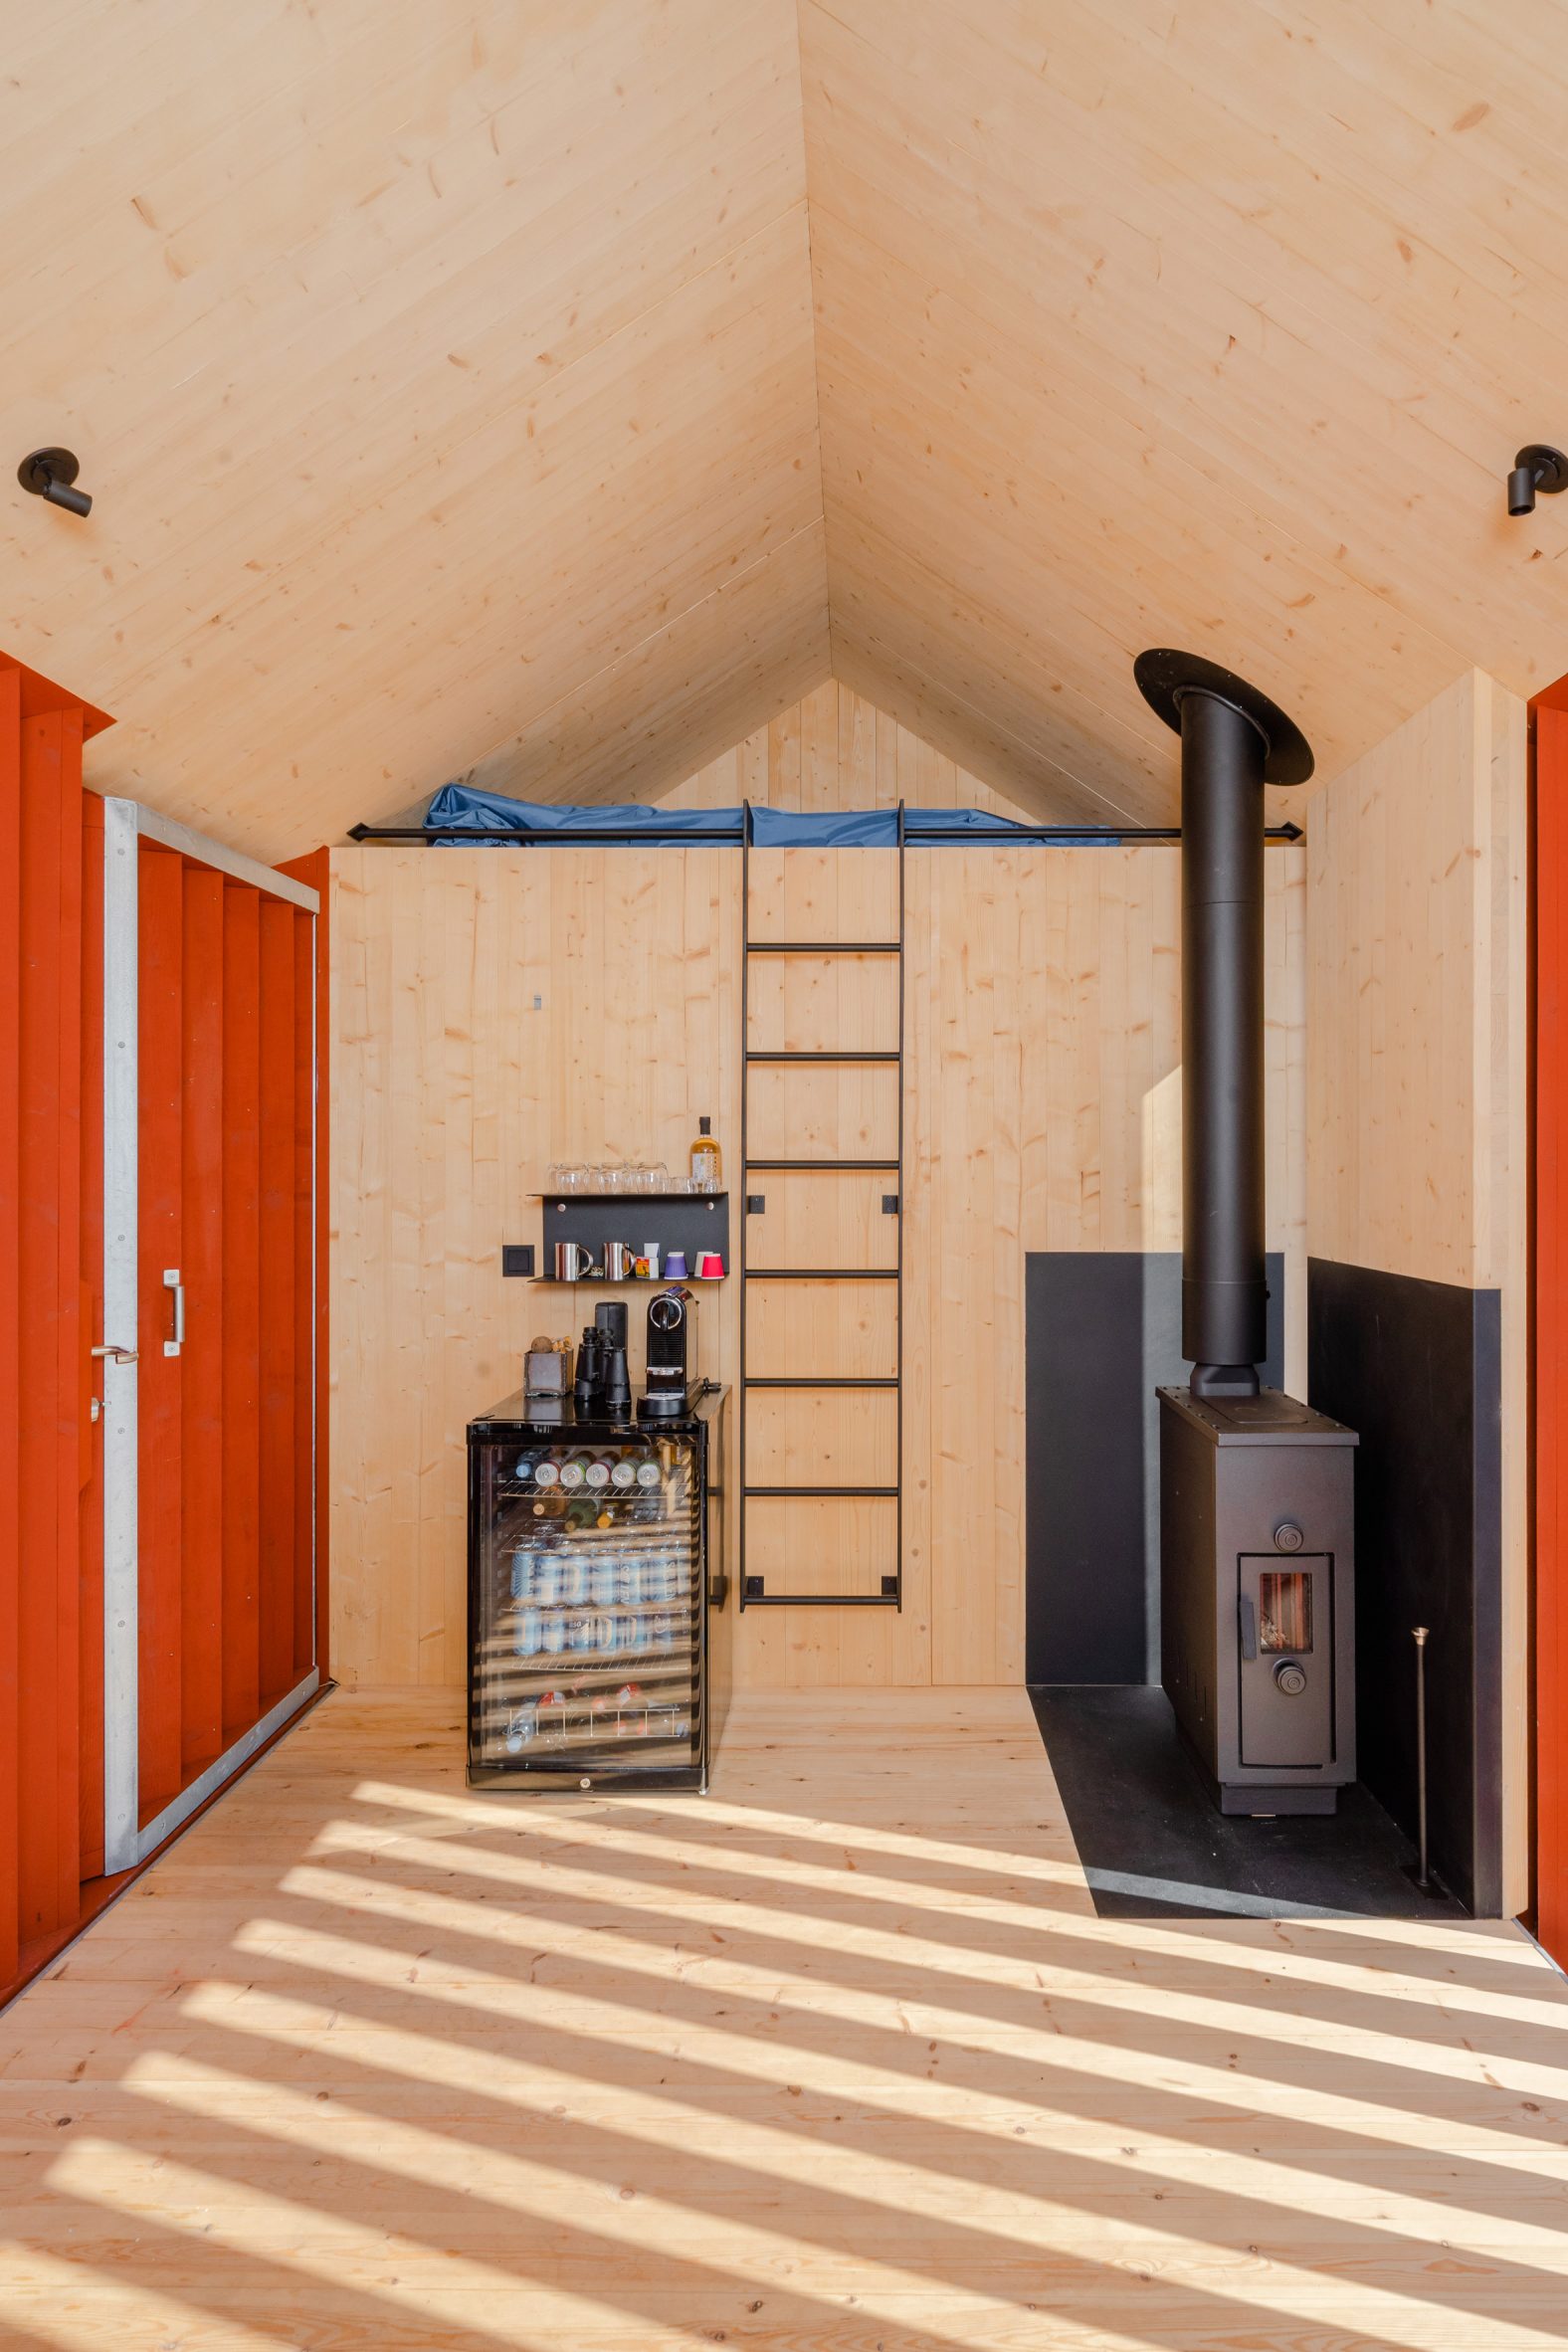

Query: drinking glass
left=650, top=1161, right=669, bottom=1193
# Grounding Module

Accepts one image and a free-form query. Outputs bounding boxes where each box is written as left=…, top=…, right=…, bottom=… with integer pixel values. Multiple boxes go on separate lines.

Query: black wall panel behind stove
left=1307, top=1258, right=1502, bottom=1917
left=1025, top=1251, right=1283, bottom=1685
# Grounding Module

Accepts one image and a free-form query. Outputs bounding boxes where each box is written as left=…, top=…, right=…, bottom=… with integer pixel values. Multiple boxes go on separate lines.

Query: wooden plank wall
left=660, top=680, right=1040, bottom=818
left=331, top=693, right=1306, bottom=1690
left=1305, top=665, right=1528, bottom=1907
left=332, top=848, right=739, bottom=1686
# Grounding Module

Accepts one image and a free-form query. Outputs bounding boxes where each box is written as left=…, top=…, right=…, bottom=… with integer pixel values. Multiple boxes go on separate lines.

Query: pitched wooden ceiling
left=1, top=0, right=827, bottom=860
left=5, top=1, right=1568, bottom=857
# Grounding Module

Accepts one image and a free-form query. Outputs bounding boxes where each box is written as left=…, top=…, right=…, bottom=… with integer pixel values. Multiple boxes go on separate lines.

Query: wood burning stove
left=1135, top=650, right=1358, bottom=1815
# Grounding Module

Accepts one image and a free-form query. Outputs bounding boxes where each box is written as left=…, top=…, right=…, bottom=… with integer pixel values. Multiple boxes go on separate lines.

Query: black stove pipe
left=1178, top=688, right=1268, bottom=1397
left=1134, top=649, right=1313, bottom=1401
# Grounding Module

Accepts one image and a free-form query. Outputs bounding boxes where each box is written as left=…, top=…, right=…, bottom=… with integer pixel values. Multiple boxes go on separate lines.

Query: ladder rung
left=744, top=1158, right=898, bottom=1171
left=743, top=1376, right=899, bottom=1389
left=743, top=1485, right=899, bottom=1498
left=745, top=940, right=901, bottom=954
left=745, top=1267, right=898, bottom=1279
left=740, top=1593, right=900, bottom=1609
left=745, top=1050, right=900, bottom=1064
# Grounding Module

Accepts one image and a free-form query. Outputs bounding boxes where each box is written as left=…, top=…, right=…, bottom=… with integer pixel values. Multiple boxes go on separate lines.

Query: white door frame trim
left=100, top=795, right=318, bottom=1872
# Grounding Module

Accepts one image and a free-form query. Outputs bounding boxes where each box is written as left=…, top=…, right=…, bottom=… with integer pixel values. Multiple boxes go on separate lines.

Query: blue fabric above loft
left=421, top=782, right=726, bottom=838
left=420, top=781, right=1103, bottom=845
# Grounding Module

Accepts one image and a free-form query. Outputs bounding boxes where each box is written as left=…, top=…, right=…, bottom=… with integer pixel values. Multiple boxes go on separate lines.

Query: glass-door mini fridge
left=467, top=1385, right=728, bottom=1790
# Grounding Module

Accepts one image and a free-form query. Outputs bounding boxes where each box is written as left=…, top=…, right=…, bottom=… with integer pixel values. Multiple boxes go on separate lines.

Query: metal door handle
left=163, top=1268, right=184, bottom=1357
left=1238, top=1591, right=1258, bottom=1663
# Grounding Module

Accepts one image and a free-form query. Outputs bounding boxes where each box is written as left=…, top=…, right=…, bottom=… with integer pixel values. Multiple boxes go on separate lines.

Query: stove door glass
left=1237, top=1555, right=1334, bottom=1770
left=1258, top=1569, right=1312, bottom=1654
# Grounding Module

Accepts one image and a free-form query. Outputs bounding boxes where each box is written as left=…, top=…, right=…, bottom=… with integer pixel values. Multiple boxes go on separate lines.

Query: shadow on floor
left=1029, top=1683, right=1466, bottom=1921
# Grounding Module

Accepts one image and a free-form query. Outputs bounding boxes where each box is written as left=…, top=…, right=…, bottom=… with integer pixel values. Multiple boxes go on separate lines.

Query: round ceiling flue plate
left=1134, top=649, right=1314, bottom=788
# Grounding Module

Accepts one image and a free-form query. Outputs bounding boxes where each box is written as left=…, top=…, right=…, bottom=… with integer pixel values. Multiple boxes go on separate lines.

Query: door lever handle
left=163, top=1268, right=185, bottom=1357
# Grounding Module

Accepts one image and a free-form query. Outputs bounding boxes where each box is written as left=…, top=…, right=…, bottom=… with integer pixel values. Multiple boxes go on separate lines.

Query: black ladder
left=737, top=804, right=904, bottom=1609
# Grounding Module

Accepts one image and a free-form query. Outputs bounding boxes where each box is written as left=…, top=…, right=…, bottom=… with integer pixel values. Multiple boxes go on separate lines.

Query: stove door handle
left=1238, top=1591, right=1259, bottom=1663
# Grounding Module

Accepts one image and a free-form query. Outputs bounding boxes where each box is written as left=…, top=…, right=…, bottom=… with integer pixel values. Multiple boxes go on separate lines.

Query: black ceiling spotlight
left=1507, top=444, right=1568, bottom=516
left=17, top=447, right=92, bottom=517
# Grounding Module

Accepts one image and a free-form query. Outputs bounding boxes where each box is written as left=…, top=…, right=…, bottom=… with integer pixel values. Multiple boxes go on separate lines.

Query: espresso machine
left=639, top=1285, right=697, bottom=1419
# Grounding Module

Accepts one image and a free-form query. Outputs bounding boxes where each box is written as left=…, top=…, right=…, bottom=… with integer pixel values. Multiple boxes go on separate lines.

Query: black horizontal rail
left=745, top=1050, right=900, bottom=1064
left=743, top=1484, right=899, bottom=1498
left=744, top=1157, right=898, bottom=1171
left=740, top=1593, right=900, bottom=1608
left=745, top=940, right=902, bottom=954
left=745, top=1267, right=898, bottom=1279
left=743, top=1375, right=899, bottom=1388
left=347, top=820, right=1306, bottom=848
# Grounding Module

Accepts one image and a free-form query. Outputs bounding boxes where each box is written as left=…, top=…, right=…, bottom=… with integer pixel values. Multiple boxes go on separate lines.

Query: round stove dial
left=1274, top=1520, right=1304, bottom=1553
left=1274, top=1660, right=1307, bottom=1697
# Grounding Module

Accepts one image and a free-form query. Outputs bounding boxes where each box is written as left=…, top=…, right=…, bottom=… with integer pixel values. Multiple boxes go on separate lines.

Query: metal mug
left=604, top=1241, right=636, bottom=1280
left=554, top=1241, right=590, bottom=1281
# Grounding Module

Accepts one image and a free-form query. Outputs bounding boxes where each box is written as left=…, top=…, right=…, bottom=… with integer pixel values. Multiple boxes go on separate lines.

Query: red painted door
left=103, top=813, right=318, bottom=1869
left=1, top=659, right=323, bottom=2005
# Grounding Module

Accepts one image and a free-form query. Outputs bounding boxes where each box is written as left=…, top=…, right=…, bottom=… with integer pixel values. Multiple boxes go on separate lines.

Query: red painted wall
left=1533, top=692, right=1568, bottom=1966
left=0, top=654, right=112, bottom=2004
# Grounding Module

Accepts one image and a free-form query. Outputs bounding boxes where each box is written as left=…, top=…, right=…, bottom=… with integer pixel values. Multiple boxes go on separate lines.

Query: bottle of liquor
left=689, top=1115, right=722, bottom=1192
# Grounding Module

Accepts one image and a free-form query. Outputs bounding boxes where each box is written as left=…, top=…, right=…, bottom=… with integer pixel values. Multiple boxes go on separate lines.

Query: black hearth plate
left=1030, top=1684, right=1466, bottom=1920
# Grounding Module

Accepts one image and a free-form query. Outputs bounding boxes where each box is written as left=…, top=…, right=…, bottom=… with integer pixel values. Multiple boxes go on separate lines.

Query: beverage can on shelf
left=635, top=1457, right=661, bottom=1489
left=610, top=1457, right=636, bottom=1489
left=533, top=1457, right=560, bottom=1487
left=513, top=1608, right=543, bottom=1657
left=589, top=1556, right=618, bottom=1606
left=509, top=1549, right=534, bottom=1602
left=584, top=1457, right=611, bottom=1490
left=617, top=1561, right=643, bottom=1608
left=558, top=1554, right=588, bottom=1606
left=541, top=1614, right=567, bottom=1655
left=533, top=1554, right=563, bottom=1606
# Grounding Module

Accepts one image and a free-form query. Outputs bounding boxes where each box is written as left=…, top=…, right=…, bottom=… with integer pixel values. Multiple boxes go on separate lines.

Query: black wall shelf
left=532, top=1189, right=730, bottom=1284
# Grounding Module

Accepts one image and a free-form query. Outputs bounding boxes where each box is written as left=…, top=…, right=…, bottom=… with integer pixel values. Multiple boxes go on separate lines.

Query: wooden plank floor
left=3, top=1686, right=1568, bottom=2350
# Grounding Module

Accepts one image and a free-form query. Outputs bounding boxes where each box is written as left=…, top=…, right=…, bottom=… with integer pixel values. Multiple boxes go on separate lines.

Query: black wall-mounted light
left=1508, top=443, right=1568, bottom=516
left=17, top=447, right=92, bottom=517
